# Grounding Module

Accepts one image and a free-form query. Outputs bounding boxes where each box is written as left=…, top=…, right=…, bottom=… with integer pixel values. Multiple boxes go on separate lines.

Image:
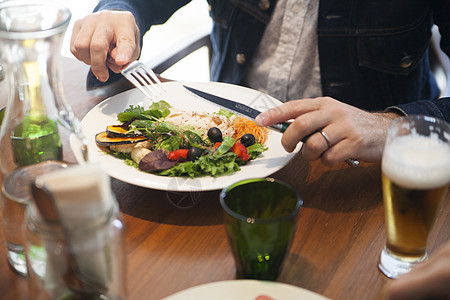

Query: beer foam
left=382, top=134, right=450, bottom=189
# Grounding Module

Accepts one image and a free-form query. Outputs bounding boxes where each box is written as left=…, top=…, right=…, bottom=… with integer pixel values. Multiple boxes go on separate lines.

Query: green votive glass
left=220, top=178, right=302, bottom=280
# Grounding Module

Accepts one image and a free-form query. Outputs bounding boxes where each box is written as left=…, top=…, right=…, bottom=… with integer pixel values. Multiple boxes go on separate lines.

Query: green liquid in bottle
left=11, top=116, right=62, bottom=166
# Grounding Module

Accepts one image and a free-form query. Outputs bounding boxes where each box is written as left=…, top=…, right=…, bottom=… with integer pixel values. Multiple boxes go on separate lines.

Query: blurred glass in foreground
left=0, top=0, right=87, bottom=276
left=25, top=164, right=126, bottom=300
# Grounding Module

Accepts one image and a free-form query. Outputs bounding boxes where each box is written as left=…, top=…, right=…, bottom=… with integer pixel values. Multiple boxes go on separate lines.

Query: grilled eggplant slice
left=95, top=131, right=149, bottom=147
left=106, top=125, right=141, bottom=138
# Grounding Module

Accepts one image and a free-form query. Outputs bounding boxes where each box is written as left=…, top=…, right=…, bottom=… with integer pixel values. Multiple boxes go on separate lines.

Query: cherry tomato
left=255, top=296, right=275, bottom=300
left=168, top=149, right=188, bottom=160
left=232, top=141, right=250, bottom=162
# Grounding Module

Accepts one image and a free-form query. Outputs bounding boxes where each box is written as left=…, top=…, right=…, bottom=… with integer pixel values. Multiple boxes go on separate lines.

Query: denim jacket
left=94, top=0, right=450, bottom=121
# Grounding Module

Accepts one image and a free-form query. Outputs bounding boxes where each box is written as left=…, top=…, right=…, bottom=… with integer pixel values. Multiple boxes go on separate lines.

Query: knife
left=184, top=85, right=359, bottom=167
left=184, top=85, right=290, bottom=133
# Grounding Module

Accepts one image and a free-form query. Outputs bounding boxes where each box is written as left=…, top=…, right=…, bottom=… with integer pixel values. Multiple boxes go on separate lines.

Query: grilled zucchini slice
left=95, top=131, right=149, bottom=147
left=106, top=125, right=141, bottom=138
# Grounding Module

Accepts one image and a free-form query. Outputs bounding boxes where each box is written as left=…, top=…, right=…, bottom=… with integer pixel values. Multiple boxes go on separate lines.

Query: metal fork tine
left=134, top=69, right=160, bottom=97
left=140, top=65, right=166, bottom=92
left=130, top=72, right=159, bottom=98
left=124, top=72, right=154, bottom=100
left=121, top=61, right=166, bottom=100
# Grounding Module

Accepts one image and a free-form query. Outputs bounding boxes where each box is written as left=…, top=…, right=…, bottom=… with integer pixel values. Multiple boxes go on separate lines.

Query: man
left=70, top=0, right=450, bottom=165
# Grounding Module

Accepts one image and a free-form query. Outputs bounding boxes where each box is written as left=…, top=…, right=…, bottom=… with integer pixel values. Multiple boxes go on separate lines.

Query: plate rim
left=161, top=279, right=329, bottom=300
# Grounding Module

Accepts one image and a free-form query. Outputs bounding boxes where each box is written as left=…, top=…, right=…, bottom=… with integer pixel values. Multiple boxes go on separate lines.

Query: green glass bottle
left=11, top=115, right=62, bottom=166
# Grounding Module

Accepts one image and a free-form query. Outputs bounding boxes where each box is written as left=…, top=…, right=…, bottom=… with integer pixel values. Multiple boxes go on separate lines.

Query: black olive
left=240, top=134, right=256, bottom=147
left=207, top=127, right=223, bottom=143
left=187, top=147, right=203, bottom=161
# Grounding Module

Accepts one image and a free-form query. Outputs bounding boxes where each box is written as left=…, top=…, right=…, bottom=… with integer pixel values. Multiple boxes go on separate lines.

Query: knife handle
left=269, top=122, right=359, bottom=168
left=268, top=122, right=290, bottom=133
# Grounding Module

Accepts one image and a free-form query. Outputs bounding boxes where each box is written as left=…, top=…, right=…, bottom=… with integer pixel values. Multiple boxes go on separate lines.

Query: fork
left=121, top=61, right=165, bottom=99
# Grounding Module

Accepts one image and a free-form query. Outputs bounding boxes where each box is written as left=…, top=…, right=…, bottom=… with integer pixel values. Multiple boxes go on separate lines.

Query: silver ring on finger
left=321, top=131, right=332, bottom=149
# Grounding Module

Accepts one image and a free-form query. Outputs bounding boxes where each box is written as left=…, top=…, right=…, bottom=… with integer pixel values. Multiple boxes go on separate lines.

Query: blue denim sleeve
left=387, top=98, right=450, bottom=122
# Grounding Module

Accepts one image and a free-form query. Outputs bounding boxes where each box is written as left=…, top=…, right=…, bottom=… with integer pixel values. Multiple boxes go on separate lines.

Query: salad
left=95, top=100, right=269, bottom=178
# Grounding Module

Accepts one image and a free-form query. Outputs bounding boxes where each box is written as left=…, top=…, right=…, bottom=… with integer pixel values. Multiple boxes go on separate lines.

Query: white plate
left=79, top=81, right=300, bottom=191
left=162, top=280, right=329, bottom=300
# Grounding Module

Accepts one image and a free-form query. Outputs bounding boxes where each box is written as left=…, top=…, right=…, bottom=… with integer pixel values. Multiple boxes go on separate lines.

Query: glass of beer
left=379, top=115, right=450, bottom=279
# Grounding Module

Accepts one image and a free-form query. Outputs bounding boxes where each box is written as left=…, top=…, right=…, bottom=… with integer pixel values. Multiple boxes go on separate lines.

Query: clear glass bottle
left=25, top=185, right=126, bottom=300
left=0, top=0, right=87, bottom=275
left=0, top=64, right=7, bottom=111
left=0, top=63, right=7, bottom=130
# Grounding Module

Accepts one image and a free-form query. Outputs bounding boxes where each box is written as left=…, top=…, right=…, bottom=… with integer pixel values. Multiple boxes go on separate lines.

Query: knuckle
left=292, top=117, right=308, bottom=132
left=117, top=35, right=136, bottom=47
left=72, top=41, right=89, bottom=53
left=321, top=152, right=338, bottom=166
left=123, top=11, right=136, bottom=22
left=70, top=45, right=77, bottom=55
left=73, top=19, right=82, bottom=28
left=90, top=40, right=108, bottom=53
left=300, top=147, right=315, bottom=161
left=97, top=10, right=114, bottom=18
left=286, top=101, right=304, bottom=115
left=318, top=96, right=334, bottom=103
left=306, top=138, right=322, bottom=152
left=317, top=96, right=339, bottom=110
left=285, top=100, right=298, bottom=111
left=261, top=107, right=281, bottom=123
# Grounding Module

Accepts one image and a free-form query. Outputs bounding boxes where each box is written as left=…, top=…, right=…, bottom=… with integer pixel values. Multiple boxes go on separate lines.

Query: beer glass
left=379, top=115, right=450, bottom=279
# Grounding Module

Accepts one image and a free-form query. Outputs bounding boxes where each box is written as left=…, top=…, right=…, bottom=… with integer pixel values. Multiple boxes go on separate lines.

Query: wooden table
left=0, top=57, right=449, bottom=300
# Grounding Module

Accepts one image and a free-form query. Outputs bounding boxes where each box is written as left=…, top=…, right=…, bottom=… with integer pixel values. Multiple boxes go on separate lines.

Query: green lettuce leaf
left=158, top=152, right=240, bottom=178
left=156, top=136, right=181, bottom=152
left=214, top=136, right=235, bottom=157
left=117, top=101, right=172, bottom=123
left=217, top=109, right=235, bottom=118
left=246, top=143, right=267, bottom=159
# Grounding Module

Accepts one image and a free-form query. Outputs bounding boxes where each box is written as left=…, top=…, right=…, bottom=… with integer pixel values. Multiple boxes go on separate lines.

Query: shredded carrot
left=232, top=116, right=270, bottom=145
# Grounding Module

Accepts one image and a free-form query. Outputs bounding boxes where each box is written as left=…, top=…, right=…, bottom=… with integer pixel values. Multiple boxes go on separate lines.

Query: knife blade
left=183, top=85, right=359, bottom=167
left=183, top=85, right=290, bottom=133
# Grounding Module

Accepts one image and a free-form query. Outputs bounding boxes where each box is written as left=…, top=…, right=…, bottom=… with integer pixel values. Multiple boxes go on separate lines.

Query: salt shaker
left=24, top=164, right=126, bottom=300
